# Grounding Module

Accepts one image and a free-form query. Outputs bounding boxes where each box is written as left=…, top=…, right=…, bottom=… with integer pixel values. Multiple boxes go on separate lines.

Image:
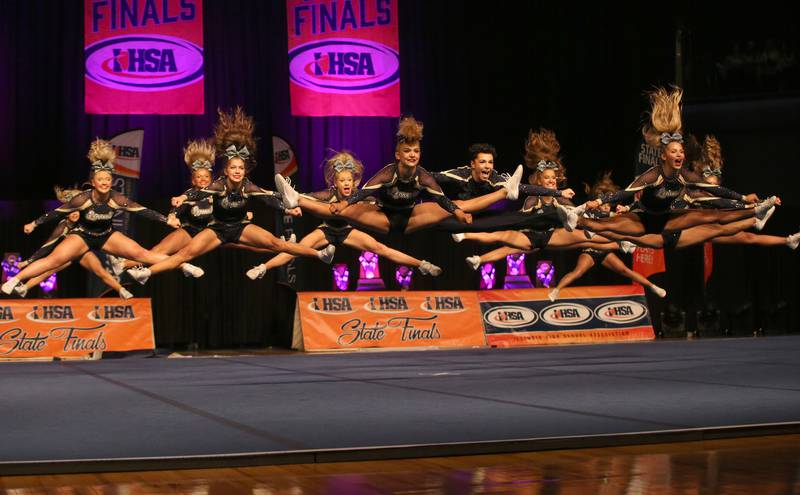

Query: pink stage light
left=479, top=263, right=496, bottom=290
left=332, top=263, right=349, bottom=291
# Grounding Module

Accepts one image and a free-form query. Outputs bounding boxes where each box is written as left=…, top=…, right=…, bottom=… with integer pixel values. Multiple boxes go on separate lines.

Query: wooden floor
left=2, top=435, right=799, bottom=494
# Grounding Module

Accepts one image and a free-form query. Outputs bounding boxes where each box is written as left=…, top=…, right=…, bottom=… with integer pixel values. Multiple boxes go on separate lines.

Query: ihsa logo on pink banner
left=288, top=38, right=399, bottom=94
left=85, top=34, right=204, bottom=91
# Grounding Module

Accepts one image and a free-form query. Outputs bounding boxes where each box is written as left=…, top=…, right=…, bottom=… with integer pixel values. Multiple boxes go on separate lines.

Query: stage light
left=395, top=266, right=413, bottom=290
left=479, top=263, right=495, bottom=290
left=535, top=260, right=555, bottom=288
left=503, top=253, right=533, bottom=289
left=39, top=273, right=57, bottom=294
left=356, top=251, right=385, bottom=290
left=332, top=263, right=349, bottom=291
left=660, top=304, right=686, bottom=338
left=695, top=302, right=721, bottom=337
left=2, top=253, right=21, bottom=284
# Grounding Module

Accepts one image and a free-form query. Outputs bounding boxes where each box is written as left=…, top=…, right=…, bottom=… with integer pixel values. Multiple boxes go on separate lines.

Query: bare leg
left=590, top=230, right=665, bottom=249
left=712, top=231, right=787, bottom=247
left=462, top=231, right=533, bottom=250
left=11, top=235, right=89, bottom=283
left=456, top=189, right=509, bottom=212
left=79, top=252, right=124, bottom=293
left=147, top=229, right=222, bottom=275
left=102, top=232, right=171, bottom=266
left=555, top=253, right=596, bottom=290
left=578, top=212, right=647, bottom=236
left=405, top=203, right=453, bottom=233
left=675, top=218, right=756, bottom=248
left=343, top=229, right=427, bottom=267
left=478, top=246, right=528, bottom=264
left=24, top=262, right=72, bottom=289
left=571, top=242, right=619, bottom=250
left=338, top=203, right=391, bottom=235
left=298, top=196, right=338, bottom=219
left=665, top=209, right=754, bottom=231
left=238, top=224, right=323, bottom=259
left=123, top=228, right=192, bottom=269
left=546, top=229, right=614, bottom=249
left=602, top=253, right=656, bottom=287
left=259, top=229, right=328, bottom=272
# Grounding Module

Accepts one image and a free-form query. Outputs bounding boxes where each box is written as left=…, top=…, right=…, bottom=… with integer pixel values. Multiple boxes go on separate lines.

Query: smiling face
left=191, top=168, right=212, bottom=188
left=225, top=158, right=246, bottom=184
left=470, top=152, right=495, bottom=182
left=395, top=141, right=421, bottom=168
left=334, top=170, right=355, bottom=197
left=91, top=170, right=113, bottom=194
left=661, top=141, right=685, bottom=170
left=535, top=169, right=558, bottom=189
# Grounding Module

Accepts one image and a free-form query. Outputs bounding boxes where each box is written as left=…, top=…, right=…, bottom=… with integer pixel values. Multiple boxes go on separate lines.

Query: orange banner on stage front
left=295, top=291, right=486, bottom=350
left=0, top=299, right=155, bottom=359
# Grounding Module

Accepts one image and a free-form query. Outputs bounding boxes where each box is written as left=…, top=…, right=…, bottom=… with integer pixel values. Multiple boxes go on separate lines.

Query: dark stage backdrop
left=1, top=1, right=798, bottom=347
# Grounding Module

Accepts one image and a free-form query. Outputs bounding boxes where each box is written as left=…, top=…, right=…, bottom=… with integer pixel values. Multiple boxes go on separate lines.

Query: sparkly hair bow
left=91, top=160, right=114, bottom=173
left=660, top=132, right=684, bottom=145
left=223, top=144, right=250, bottom=160
left=332, top=158, right=357, bottom=173
left=701, top=166, right=722, bottom=178
left=536, top=160, right=559, bottom=172
left=191, top=159, right=213, bottom=171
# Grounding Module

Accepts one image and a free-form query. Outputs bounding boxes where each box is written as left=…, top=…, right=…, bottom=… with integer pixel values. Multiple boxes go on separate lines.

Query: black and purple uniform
left=431, top=166, right=561, bottom=201
left=171, top=187, right=214, bottom=237
left=345, top=163, right=461, bottom=233
left=33, top=189, right=168, bottom=250
left=301, top=188, right=355, bottom=246
left=517, top=195, right=575, bottom=249
left=197, top=177, right=285, bottom=244
left=598, top=166, right=748, bottom=236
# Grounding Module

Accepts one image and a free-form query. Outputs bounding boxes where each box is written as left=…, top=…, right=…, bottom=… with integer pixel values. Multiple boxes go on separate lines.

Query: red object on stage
left=703, top=242, right=714, bottom=285
left=632, top=247, right=666, bottom=282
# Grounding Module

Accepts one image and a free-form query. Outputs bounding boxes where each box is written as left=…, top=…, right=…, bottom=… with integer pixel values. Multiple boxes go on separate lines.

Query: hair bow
left=91, top=160, right=114, bottom=173
left=223, top=144, right=250, bottom=160
left=660, top=132, right=684, bottom=145
left=332, top=159, right=356, bottom=173
left=701, top=166, right=722, bottom=178
left=536, top=160, right=559, bottom=172
left=191, top=159, right=213, bottom=171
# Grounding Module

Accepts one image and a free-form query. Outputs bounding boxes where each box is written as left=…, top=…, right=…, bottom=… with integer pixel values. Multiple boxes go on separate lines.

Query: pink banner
left=287, top=0, right=399, bottom=117
left=85, top=0, right=204, bottom=114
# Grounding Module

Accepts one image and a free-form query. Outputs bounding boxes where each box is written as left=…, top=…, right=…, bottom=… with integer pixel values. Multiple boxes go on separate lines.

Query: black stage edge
left=3, top=422, right=800, bottom=476
left=3, top=336, right=800, bottom=476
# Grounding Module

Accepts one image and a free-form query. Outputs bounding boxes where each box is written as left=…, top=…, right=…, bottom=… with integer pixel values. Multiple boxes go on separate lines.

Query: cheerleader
left=126, top=108, right=334, bottom=285
left=3, top=139, right=189, bottom=295
left=246, top=151, right=442, bottom=279
left=275, top=117, right=523, bottom=235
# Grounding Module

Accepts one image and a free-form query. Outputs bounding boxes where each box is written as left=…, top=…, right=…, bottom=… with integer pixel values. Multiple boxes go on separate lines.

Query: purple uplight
left=506, top=253, right=527, bottom=276
left=2, top=253, right=21, bottom=283
left=332, top=263, right=350, bottom=291
left=395, top=265, right=413, bottom=289
left=479, top=263, right=496, bottom=290
left=359, top=251, right=379, bottom=279
left=536, top=260, right=555, bottom=288
left=39, top=273, right=57, bottom=293
left=356, top=251, right=385, bottom=290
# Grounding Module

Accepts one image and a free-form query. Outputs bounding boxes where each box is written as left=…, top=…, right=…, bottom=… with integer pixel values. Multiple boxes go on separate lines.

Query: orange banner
left=295, top=291, right=486, bottom=350
left=479, top=286, right=655, bottom=347
left=0, top=298, right=155, bottom=359
left=632, top=247, right=666, bottom=281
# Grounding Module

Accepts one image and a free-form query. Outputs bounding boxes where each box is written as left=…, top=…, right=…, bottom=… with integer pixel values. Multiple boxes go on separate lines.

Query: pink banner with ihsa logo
left=287, top=0, right=399, bottom=117
left=85, top=0, right=204, bottom=114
